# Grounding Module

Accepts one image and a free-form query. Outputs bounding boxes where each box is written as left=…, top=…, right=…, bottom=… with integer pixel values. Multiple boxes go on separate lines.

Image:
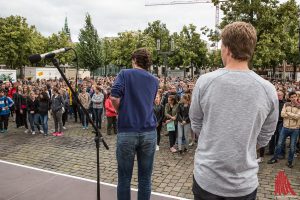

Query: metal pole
left=51, top=57, right=109, bottom=200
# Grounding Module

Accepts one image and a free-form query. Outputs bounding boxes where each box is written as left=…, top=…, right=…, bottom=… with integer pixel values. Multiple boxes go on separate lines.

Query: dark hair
left=131, top=48, right=152, bottom=70
left=288, top=91, right=297, bottom=98
left=53, top=87, right=59, bottom=94
left=96, top=86, right=101, bottom=92
left=168, top=95, right=177, bottom=104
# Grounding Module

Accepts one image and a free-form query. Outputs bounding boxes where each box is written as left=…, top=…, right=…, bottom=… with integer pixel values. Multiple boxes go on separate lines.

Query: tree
left=144, top=20, right=170, bottom=66
left=77, top=13, right=102, bottom=72
left=0, top=16, right=40, bottom=69
left=276, top=0, right=299, bottom=79
left=207, top=50, right=222, bottom=69
left=216, top=0, right=300, bottom=75
left=45, top=31, right=73, bottom=65
left=172, top=24, right=208, bottom=71
left=110, top=31, right=140, bottom=68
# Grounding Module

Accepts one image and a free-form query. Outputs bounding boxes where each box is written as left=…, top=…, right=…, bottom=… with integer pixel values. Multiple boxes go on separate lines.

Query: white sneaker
left=257, top=157, right=264, bottom=163
left=32, top=131, right=36, bottom=135
left=63, top=126, right=67, bottom=130
left=24, top=129, right=29, bottom=134
left=156, top=145, right=159, bottom=151
left=40, top=130, right=44, bottom=134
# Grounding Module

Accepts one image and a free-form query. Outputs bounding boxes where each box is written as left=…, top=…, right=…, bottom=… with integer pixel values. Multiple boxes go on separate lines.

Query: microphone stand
left=51, top=56, right=109, bottom=200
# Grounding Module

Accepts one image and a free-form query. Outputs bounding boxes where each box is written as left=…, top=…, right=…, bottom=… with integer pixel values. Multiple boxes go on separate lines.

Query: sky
left=0, top=0, right=298, bottom=42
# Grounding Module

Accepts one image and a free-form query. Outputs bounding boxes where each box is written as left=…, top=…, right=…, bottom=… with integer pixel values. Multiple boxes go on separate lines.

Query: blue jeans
left=93, top=108, right=103, bottom=129
left=36, top=114, right=48, bottom=134
left=28, top=113, right=36, bottom=131
left=177, top=123, right=191, bottom=150
left=274, top=127, right=299, bottom=162
left=80, top=108, right=88, bottom=127
left=116, top=130, right=157, bottom=200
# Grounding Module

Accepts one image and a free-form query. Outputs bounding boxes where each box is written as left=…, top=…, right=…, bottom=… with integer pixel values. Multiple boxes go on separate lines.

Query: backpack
left=1, top=97, right=9, bottom=113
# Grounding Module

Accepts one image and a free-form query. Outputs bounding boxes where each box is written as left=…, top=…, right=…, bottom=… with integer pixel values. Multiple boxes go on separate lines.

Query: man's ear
left=132, top=58, right=136, bottom=67
left=225, top=46, right=231, bottom=57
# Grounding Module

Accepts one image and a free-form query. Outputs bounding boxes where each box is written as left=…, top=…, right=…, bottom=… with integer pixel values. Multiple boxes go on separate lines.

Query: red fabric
left=105, top=97, right=117, bottom=117
left=8, top=88, right=16, bottom=99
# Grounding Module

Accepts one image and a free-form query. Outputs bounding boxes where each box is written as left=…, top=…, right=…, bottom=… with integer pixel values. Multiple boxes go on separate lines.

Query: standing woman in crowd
left=70, top=83, right=80, bottom=123
left=177, top=94, right=191, bottom=154
left=51, top=87, right=64, bottom=136
left=20, top=86, right=29, bottom=133
left=27, top=91, right=38, bottom=135
left=43, top=85, right=50, bottom=98
left=13, top=86, right=23, bottom=128
left=92, top=86, right=104, bottom=129
left=37, top=92, right=50, bottom=136
left=104, top=88, right=117, bottom=135
left=78, top=86, right=91, bottom=129
left=61, top=88, right=69, bottom=130
left=165, top=95, right=179, bottom=153
left=154, top=94, right=164, bottom=151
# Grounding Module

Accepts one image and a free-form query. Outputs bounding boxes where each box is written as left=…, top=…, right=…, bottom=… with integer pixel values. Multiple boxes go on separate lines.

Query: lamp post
left=157, top=38, right=174, bottom=91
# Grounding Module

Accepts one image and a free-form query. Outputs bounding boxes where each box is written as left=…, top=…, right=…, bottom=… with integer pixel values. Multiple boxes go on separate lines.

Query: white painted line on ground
left=0, top=159, right=191, bottom=200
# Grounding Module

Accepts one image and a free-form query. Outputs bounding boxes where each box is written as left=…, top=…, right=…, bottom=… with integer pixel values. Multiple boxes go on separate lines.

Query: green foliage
left=45, top=31, right=73, bottom=65
left=171, top=24, right=208, bottom=69
left=207, top=50, right=222, bottom=68
left=3, top=2, right=298, bottom=73
left=0, top=15, right=74, bottom=69
left=144, top=20, right=170, bottom=66
left=0, top=16, right=37, bottom=68
left=218, top=0, right=300, bottom=69
left=77, top=13, right=102, bottom=72
left=110, top=31, right=139, bottom=68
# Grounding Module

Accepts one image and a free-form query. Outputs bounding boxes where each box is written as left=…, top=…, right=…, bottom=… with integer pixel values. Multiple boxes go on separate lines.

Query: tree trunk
left=293, top=64, right=297, bottom=81
left=19, top=66, right=24, bottom=80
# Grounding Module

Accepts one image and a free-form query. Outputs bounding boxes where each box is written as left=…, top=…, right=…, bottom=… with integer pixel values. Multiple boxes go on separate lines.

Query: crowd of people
left=0, top=77, right=118, bottom=137
left=0, top=73, right=299, bottom=160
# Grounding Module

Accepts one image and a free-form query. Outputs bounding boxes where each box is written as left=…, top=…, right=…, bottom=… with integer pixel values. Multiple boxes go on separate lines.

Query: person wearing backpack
left=0, top=88, right=14, bottom=133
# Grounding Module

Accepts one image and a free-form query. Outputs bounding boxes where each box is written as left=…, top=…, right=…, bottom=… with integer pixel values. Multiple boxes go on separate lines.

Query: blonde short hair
left=221, top=21, right=257, bottom=61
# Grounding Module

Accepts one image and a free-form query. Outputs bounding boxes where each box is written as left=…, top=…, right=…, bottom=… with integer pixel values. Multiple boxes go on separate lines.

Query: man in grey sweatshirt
left=190, top=22, right=279, bottom=199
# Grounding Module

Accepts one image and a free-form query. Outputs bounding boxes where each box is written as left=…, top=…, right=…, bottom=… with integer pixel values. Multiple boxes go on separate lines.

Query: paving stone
left=0, top=119, right=299, bottom=199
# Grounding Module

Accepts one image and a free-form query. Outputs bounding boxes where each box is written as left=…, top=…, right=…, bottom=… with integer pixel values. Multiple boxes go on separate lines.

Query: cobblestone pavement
left=0, top=118, right=299, bottom=200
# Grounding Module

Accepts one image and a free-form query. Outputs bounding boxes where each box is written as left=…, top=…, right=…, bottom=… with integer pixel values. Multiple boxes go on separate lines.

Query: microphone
left=28, top=47, right=72, bottom=63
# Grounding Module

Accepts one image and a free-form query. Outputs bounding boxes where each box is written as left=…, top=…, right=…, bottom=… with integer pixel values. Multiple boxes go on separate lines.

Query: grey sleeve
left=189, top=80, right=204, bottom=136
left=91, top=94, right=98, bottom=103
left=257, top=87, right=279, bottom=148
left=100, top=93, right=104, bottom=103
